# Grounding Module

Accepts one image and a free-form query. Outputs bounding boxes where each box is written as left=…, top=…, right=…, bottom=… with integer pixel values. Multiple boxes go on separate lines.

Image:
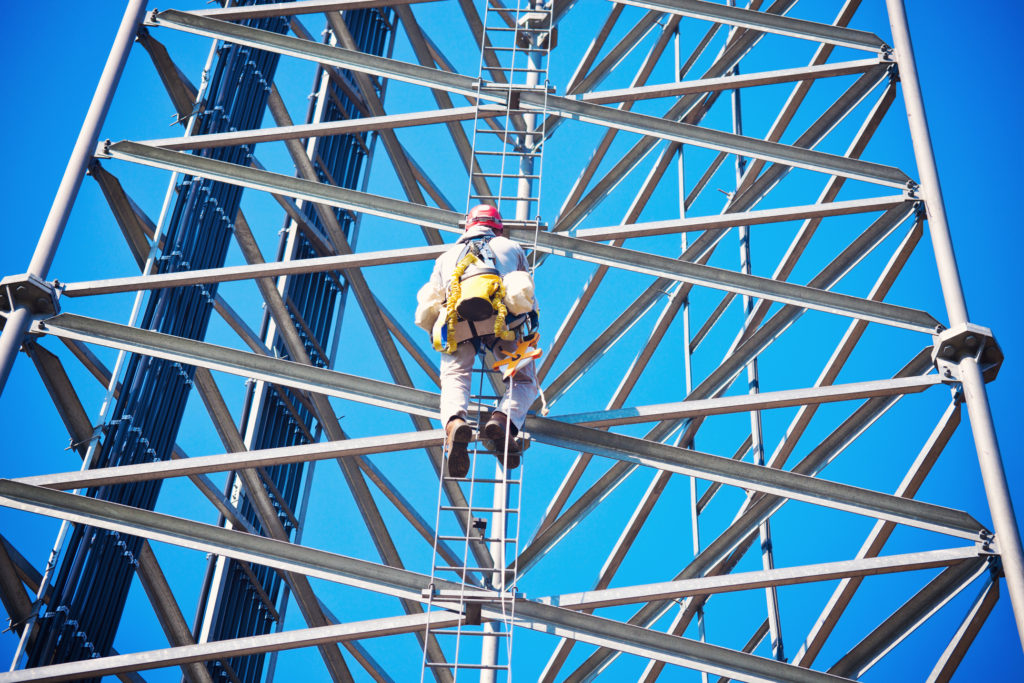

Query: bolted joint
left=0, top=274, right=61, bottom=320
left=931, top=322, right=1003, bottom=384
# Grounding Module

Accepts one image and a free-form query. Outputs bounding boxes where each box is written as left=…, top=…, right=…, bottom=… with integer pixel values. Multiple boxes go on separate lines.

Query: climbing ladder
left=468, top=0, right=552, bottom=228
left=421, top=362, right=527, bottom=680
left=421, top=1, right=552, bottom=679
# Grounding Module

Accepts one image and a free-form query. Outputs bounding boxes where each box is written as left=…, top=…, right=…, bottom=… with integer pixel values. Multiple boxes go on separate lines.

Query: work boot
left=445, top=417, right=472, bottom=478
left=482, top=411, right=521, bottom=469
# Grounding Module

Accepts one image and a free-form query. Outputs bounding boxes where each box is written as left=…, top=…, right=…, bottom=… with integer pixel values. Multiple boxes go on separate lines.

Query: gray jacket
left=428, top=225, right=530, bottom=293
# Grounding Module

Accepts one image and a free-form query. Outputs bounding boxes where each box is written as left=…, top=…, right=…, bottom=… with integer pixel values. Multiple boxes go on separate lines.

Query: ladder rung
left=438, top=535, right=518, bottom=542
left=488, top=6, right=552, bottom=14
left=471, top=195, right=538, bottom=202
left=434, top=565, right=514, bottom=573
left=485, top=25, right=538, bottom=31
left=475, top=150, right=541, bottom=157
left=430, top=588, right=518, bottom=600
left=474, top=128, right=532, bottom=135
left=444, top=477, right=522, bottom=485
left=479, top=84, right=550, bottom=92
left=486, top=45, right=549, bottom=53
left=425, top=662, right=509, bottom=670
left=473, top=172, right=541, bottom=179
left=431, top=629, right=510, bottom=637
left=440, top=506, right=519, bottom=513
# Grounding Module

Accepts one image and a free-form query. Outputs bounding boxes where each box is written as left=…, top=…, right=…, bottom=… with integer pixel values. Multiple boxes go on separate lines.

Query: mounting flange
left=0, top=274, right=60, bottom=319
left=931, top=322, right=1002, bottom=383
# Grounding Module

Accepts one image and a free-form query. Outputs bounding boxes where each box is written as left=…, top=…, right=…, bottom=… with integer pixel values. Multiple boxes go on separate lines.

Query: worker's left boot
left=445, top=417, right=472, bottom=478
left=483, top=411, right=521, bottom=469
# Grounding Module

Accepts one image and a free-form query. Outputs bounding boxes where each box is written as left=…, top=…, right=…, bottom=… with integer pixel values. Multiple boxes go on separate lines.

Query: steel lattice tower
left=0, top=1, right=1021, bottom=681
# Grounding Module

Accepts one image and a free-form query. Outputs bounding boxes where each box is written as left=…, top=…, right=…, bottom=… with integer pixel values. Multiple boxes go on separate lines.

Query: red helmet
left=466, top=204, right=503, bottom=233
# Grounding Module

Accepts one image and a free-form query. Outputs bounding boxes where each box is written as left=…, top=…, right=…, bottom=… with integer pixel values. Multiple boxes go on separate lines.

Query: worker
left=415, top=204, right=540, bottom=478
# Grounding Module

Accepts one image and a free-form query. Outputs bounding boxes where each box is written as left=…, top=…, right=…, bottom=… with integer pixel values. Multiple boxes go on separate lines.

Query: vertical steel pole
left=727, top=0, right=783, bottom=660
left=0, top=0, right=148, bottom=394
left=886, top=0, right=1024, bottom=649
left=675, top=24, right=709, bottom=683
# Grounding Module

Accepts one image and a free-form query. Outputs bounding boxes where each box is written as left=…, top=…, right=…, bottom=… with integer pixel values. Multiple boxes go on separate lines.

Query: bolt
left=965, top=335, right=978, bottom=348
left=943, top=368, right=952, bottom=378
left=15, top=286, right=26, bottom=295
left=35, top=297, right=48, bottom=310
left=942, top=344, right=955, bottom=358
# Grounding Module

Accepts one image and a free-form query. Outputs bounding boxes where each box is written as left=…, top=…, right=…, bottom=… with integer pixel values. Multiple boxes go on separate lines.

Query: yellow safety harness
left=434, top=249, right=516, bottom=354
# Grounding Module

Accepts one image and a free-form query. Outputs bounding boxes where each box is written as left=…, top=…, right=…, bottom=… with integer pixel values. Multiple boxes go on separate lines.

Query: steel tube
left=101, top=142, right=937, bottom=332
left=886, top=0, right=1024, bottom=648
left=0, top=308, right=31, bottom=397
left=573, top=195, right=910, bottom=242
left=884, top=0, right=967, bottom=327
left=580, top=57, right=883, bottom=104
left=554, top=375, right=941, bottom=427
left=27, top=0, right=147, bottom=278
left=959, top=357, right=1024, bottom=643
left=0, top=611, right=456, bottom=682
left=60, top=245, right=447, bottom=297
left=617, top=0, right=886, bottom=51
left=0, top=0, right=146, bottom=396
left=544, top=546, right=982, bottom=610
left=17, top=431, right=443, bottom=491
left=189, top=0, right=439, bottom=20
left=140, top=105, right=500, bottom=151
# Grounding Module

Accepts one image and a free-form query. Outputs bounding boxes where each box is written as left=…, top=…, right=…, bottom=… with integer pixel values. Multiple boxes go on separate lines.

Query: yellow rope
left=436, top=252, right=478, bottom=353
left=491, top=282, right=515, bottom=341
left=436, top=247, right=516, bottom=352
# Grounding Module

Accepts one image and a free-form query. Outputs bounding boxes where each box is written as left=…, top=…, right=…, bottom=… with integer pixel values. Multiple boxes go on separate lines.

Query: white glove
left=502, top=270, right=535, bottom=315
left=415, top=281, right=446, bottom=331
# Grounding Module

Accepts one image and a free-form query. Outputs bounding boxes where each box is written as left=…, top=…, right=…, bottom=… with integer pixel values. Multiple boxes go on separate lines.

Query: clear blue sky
left=0, top=1, right=1022, bottom=680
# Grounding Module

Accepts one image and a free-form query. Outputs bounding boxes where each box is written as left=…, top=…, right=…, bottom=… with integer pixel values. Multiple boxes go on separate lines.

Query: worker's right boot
left=482, top=411, right=521, bottom=470
left=445, top=417, right=472, bottom=478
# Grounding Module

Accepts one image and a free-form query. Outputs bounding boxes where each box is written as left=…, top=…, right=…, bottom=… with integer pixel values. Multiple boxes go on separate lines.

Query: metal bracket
left=421, top=586, right=524, bottom=602
left=931, top=322, right=1003, bottom=384
left=978, top=529, right=996, bottom=556
left=0, top=274, right=60, bottom=320
left=94, top=139, right=113, bottom=159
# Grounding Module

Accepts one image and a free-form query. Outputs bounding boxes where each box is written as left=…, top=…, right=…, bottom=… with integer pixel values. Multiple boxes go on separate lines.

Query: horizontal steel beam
left=579, top=57, right=884, bottom=104
left=60, top=245, right=447, bottom=297
left=151, top=10, right=493, bottom=101
left=0, top=479, right=852, bottom=683
left=35, top=313, right=441, bottom=418
left=519, top=82, right=912, bottom=189
left=541, top=546, right=983, bottom=610
left=0, top=611, right=456, bottom=682
left=615, top=0, right=887, bottom=51
left=97, top=143, right=938, bottom=332
left=554, top=375, right=942, bottom=427
left=101, top=140, right=462, bottom=231
left=16, top=431, right=443, bottom=491
left=508, top=601, right=852, bottom=683
left=138, top=105, right=502, bottom=151
left=573, top=195, right=911, bottom=242
left=523, top=417, right=984, bottom=540
left=31, top=313, right=975, bottom=537
left=186, top=0, right=439, bottom=20
left=0, top=479, right=439, bottom=601
left=531, top=226, right=939, bottom=333
left=149, top=12, right=911, bottom=188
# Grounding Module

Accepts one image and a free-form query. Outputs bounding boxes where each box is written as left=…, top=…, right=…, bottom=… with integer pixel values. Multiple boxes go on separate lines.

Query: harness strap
left=438, top=237, right=518, bottom=353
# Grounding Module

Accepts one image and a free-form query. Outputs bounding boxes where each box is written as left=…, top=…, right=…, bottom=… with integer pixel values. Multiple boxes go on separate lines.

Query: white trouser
left=439, top=336, right=539, bottom=430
